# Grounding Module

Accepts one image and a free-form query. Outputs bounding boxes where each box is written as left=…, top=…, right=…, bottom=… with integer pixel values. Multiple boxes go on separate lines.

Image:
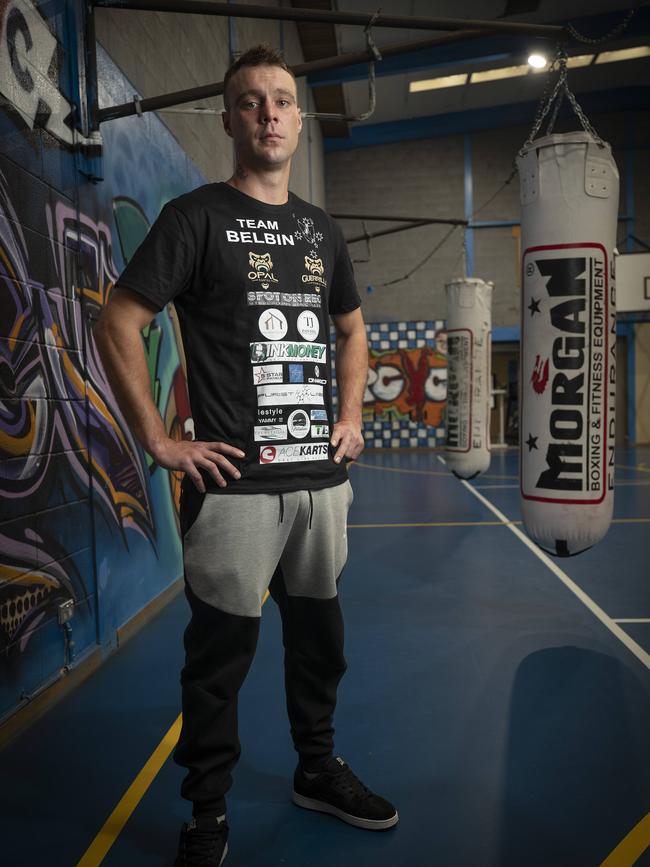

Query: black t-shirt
left=114, top=181, right=361, bottom=494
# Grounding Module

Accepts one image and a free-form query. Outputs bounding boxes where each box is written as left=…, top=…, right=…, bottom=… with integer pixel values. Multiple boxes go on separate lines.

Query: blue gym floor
left=2, top=447, right=649, bottom=867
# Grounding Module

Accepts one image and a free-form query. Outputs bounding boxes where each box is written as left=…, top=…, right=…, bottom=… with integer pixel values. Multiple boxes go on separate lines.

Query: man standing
left=95, top=44, right=397, bottom=867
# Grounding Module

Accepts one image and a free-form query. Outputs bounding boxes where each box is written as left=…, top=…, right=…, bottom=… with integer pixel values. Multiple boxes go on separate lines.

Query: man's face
left=223, top=65, right=302, bottom=170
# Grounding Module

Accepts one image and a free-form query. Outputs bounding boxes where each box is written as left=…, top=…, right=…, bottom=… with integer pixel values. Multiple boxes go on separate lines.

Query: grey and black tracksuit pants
left=173, top=477, right=354, bottom=815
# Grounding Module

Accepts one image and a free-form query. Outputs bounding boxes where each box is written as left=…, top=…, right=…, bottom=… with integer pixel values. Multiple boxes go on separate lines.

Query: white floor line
left=614, top=619, right=650, bottom=624
left=437, top=457, right=650, bottom=671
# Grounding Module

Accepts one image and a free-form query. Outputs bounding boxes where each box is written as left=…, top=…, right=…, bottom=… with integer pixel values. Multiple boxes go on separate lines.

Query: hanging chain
left=567, top=7, right=638, bottom=44
left=519, top=47, right=606, bottom=154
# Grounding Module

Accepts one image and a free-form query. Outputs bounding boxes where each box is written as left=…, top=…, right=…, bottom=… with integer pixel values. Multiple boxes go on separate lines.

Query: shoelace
left=327, top=766, right=374, bottom=801
left=181, top=819, right=228, bottom=865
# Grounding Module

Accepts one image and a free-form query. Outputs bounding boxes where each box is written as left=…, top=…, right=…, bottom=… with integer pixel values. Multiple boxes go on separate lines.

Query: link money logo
left=248, top=252, right=279, bottom=288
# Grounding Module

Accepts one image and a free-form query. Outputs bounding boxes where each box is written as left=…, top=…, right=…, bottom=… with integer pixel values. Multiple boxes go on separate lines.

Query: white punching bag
left=444, top=278, right=493, bottom=480
left=517, top=132, right=618, bottom=556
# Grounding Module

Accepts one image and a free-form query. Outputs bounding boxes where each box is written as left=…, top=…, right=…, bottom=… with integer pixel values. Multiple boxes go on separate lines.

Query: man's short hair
left=223, top=43, right=296, bottom=109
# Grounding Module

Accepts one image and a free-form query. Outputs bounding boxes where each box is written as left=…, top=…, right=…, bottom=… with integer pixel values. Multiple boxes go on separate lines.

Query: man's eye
left=278, top=100, right=290, bottom=107
left=243, top=101, right=258, bottom=109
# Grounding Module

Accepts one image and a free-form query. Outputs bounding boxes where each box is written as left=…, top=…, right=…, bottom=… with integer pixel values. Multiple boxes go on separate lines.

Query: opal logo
left=248, top=252, right=279, bottom=288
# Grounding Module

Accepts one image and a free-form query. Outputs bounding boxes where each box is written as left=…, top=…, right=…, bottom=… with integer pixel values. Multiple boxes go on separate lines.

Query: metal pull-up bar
left=93, top=0, right=568, bottom=39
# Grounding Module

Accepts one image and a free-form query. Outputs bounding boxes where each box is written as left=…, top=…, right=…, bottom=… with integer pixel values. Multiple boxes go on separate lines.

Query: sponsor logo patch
left=257, top=383, right=324, bottom=407
left=254, top=424, right=287, bottom=441
left=297, top=310, right=320, bottom=341
left=259, top=442, right=329, bottom=464
left=301, top=256, right=327, bottom=291
left=310, top=409, right=328, bottom=421
left=311, top=424, right=329, bottom=438
left=288, top=409, right=310, bottom=439
left=247, top=252, right=279, bottom=287
left=250, top=342, right=327, bottom=363
left=288, top=364, right=304, bottom=383
left=258, top=308, right=288, bottom=341
left=252, top=364, right=283, bottom=386
left=247, top=290, right=321, bottom=308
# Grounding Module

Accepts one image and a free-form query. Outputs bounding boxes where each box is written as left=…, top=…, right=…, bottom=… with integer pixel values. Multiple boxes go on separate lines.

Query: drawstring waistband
left=277, top=491, right=314, bottom=529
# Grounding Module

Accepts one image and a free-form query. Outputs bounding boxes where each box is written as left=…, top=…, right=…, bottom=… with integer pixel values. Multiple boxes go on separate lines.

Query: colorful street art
left=0, top=0, right=204, bottom=719
left=360, top=322, right=448, bottom=448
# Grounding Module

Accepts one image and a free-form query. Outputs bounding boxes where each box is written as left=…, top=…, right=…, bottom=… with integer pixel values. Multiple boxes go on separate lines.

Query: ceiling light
left=566, top=54, right=595, bottom=68
left=470, top=65, right=529, bottom=84
left=409, top=74, right=469, bottom=93
left=528, top=53, right=547, bottom=69
left=594, top=45, right=650, bottom=64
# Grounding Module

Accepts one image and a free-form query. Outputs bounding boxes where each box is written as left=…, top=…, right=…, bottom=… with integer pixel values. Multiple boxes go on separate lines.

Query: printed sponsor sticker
left=250, top=342, right=327, bottom=363
left=247, top=290, right=321, bottom=308
left=310, top=409, right=328, bottom=421
left=254, top=424, right=288, bottom=441
left=258, top=308, right=288, bottom=341
left=288, top=364, right=304, bottom=383
left=257, top=383, right=324, bottom=407
left=297, top=310, right=320, bottom=341
left=288, top=409, right=310, bottom=439
left=259, top=442, right=329, bottom=464
left=252, top=364, right=283, bottom=386
left=311, top=424, right=329, bottom=438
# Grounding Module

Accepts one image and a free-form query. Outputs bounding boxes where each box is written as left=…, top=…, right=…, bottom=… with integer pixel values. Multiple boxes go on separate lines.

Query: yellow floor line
left=600, top=812, right=650, bottom=866
left=76, top=714, right=183, bottom=867
left=616, top=463, right=650, bottom=474
left=352, top=461, right=448, bottom=477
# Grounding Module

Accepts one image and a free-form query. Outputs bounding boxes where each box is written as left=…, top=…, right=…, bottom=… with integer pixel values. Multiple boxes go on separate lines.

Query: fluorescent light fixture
left=528, top=53, right=547, bottom=69
left=409, top=73, right=469, bottom=93
left=595, top=45, right=650, bottom=64
left=566, top=54, right=595, bottom=68
left=470, top=65, right=529, bottom=83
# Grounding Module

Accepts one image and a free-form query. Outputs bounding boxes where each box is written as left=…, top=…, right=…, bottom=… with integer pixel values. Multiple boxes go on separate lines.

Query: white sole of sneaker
left=292, top=791, right=399, bottom=831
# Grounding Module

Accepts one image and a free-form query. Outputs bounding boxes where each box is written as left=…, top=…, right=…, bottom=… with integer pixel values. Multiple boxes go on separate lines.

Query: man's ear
left=297, top=107, right=303, bottom=133
left=222, top=110, right=233, bottom=139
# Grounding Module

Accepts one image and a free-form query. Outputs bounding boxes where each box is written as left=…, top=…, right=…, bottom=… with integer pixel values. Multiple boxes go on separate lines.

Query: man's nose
left=260, top=97, right=277, bottom=122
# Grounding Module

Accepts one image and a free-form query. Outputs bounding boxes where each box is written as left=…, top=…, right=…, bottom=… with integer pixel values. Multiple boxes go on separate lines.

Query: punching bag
left=517, top=132, right=618, bottom=556
left=444, top=278, right=493, bottom=480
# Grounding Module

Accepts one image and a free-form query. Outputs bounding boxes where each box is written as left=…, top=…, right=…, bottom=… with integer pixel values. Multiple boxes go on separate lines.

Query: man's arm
left=94, top=287, right=244, bottom=492
left=330, top=307, right=368, bottom=464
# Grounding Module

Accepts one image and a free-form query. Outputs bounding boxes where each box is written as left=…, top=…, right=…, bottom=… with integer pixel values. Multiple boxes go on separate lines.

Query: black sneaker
left=174, top=815, right=229, bottom=866
left=292, top=756, right=399, bottom=831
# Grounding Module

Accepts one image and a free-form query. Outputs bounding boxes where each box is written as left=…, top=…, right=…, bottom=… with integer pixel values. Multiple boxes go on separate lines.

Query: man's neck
left=226, top=163, right=291, bottom=205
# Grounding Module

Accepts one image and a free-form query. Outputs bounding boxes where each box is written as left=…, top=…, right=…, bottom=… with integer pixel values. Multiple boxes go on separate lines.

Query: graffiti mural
left=360, top=322, right=448, bottom=448
left=0, top=0, right=204, bottom=720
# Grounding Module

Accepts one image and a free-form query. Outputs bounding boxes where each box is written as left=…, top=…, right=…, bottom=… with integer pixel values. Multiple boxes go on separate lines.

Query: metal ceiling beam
left=93, top=0, right=568, bottom=39
left=96, top=30, right=491, bottom=123
left=344, top=219, right=467, bottom=245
